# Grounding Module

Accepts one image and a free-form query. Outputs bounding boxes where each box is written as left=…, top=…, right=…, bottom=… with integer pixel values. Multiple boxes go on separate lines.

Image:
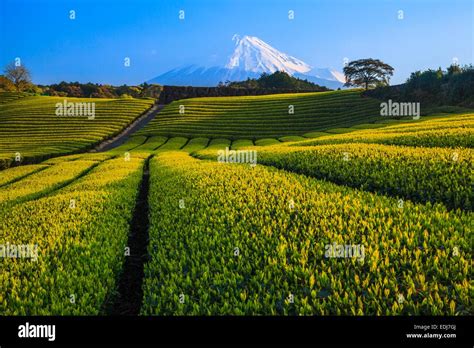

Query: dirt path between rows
left=91, top=104, right=165, bottom=152
left=109, top=156, right=151, bottom=315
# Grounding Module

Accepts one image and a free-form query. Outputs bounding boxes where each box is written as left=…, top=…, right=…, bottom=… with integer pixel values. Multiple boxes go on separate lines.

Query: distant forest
left=366, top=64, right=474, bottom=107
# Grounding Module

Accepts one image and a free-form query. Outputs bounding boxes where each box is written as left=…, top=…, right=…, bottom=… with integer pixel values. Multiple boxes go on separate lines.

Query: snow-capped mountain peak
left=226, top=35, right=312, bottom=74
left=148, top=35, right=345, bottom=88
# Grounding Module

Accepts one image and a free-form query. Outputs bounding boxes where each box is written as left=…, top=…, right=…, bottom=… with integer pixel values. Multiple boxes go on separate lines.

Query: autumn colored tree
left=4, top=62, right=32, bottom=92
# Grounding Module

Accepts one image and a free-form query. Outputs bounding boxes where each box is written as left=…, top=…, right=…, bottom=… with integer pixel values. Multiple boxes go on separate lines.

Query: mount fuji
left=148, top=35, right=345, bottom=89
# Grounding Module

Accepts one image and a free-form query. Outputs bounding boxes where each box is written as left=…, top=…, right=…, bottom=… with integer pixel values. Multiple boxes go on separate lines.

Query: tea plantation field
left=136, top=89, right=381, bottom=139
left=0, top=92, right=154, bottom=169
left=0, top=90, right=472, bottom=315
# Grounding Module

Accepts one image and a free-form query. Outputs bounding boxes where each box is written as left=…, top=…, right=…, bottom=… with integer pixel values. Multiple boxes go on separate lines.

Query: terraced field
left=0, top=92, right=154, bottom=169
left=0, top=90, right=472, bottom=316
left=136, top=90, right=381, bottom=139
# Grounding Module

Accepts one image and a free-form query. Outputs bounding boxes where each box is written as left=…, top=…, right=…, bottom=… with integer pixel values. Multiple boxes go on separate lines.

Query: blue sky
left=0, top=0, right=472, bottom=85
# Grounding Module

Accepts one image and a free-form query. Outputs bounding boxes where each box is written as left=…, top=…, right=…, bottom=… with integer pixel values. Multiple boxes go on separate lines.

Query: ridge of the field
left=0, top=92, right=154, bottom=169
left=120, top=107, right=473, bottom=155
left=135, top=89, right=382, bottom=139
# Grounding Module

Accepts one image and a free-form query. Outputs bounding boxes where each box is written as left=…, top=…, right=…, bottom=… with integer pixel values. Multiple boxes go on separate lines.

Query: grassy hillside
left=0, top=93, right=154, bottom=168
left=136, top=90, right=381, bottom=139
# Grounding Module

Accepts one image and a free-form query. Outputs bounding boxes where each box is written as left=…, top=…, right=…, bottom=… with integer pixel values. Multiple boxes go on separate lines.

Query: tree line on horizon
left=0, top=59, right=472, bottom=107
left=0, top=62, right=162, bottom=99
left=366, top=63, right=474, bottom=107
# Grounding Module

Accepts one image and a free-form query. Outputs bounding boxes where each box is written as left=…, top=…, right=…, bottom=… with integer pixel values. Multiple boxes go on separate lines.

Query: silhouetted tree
left=343, top=59, right=394, bottom=90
